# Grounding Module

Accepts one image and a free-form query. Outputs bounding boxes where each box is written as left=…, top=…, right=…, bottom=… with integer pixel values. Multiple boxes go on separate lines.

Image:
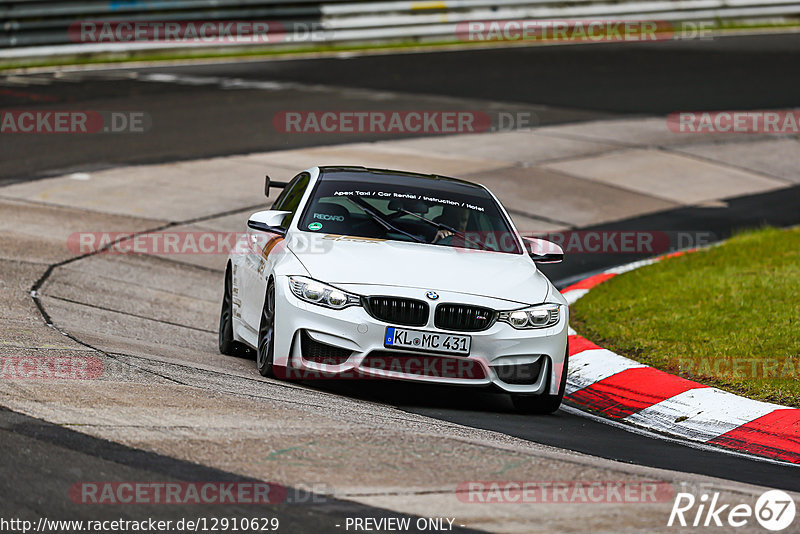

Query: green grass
left=570, top=227, right=800, bottom=407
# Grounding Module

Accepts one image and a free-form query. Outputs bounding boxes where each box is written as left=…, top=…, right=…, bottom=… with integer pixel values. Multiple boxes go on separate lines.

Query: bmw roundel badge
left=426, top=291, right=439, bottom=300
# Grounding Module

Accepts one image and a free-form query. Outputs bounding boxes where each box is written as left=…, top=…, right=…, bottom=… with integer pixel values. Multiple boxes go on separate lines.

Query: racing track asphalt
left=2, top=31, right=799, bottom=506
left=3, top=32, right=800, bottom=182
left=0, top=407, right=477, bottom=533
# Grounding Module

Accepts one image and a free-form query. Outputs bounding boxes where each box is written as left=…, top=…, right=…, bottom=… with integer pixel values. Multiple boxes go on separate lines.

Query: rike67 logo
left=668, top=490, right=796, bottom=531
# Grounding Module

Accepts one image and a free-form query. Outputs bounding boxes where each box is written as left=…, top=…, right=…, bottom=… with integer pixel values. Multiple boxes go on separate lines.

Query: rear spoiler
left=264, top=175, right=289, bottom=196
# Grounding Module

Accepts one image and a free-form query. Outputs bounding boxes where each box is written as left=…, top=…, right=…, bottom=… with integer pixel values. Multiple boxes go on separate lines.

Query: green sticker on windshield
left=308, top=222, right=323, bottom=231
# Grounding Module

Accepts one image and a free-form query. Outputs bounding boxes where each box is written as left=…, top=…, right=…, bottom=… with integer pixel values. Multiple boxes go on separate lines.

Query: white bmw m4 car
left=219, top=166, right=569, bottom=413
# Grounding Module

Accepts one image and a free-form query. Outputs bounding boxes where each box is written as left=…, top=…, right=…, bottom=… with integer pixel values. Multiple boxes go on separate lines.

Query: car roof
left=317, top=166, right=485, bottom=191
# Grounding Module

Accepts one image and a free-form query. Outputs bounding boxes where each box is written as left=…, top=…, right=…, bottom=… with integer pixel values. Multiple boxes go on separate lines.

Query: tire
left=256, top=279, right=276, bottom=377
left=218, top=266, right=250, bottom=357
left=511, top=344, right=569, bottom=415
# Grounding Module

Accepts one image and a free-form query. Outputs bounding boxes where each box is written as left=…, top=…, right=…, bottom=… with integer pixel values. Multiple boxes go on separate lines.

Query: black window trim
left=272, top=172, right=311, bottom=229
left=272, top=171, right=310, bottom=211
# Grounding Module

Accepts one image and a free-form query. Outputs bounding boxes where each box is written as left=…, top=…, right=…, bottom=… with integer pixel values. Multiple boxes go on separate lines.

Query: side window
left=272, top=172, right=310, bottom=227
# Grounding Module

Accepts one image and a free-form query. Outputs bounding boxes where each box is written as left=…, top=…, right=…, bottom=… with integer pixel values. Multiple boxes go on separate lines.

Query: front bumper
left=272, top=276, right=568, bottom=394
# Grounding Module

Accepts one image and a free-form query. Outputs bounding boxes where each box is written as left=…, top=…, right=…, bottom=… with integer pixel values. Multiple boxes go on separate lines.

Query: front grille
left=362, top=351, right=486, bottom=379
left=434, top=303, right=495, bottom=331
left=492, top=359, right=544, bottom=385
left=300, top=331, right=352, bottom=365
left=364, top=297, right=429, bottom=327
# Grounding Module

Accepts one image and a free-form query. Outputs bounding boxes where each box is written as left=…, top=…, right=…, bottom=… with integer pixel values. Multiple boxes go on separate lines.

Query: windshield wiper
left=394, top=208, right=489, bottom=250
left=343, top=196, right=426, bottom=244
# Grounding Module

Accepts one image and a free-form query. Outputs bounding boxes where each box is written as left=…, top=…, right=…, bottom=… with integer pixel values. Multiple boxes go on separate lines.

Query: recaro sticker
left=313, top=213, right=345, bottom=221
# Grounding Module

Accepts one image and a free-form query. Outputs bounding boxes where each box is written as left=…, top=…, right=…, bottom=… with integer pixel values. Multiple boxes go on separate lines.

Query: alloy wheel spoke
left=258, top=286, right=275, bottom=368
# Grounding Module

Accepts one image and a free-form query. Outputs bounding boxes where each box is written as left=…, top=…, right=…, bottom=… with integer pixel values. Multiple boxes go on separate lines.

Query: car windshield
left=297, top=171, right=522, bottom=254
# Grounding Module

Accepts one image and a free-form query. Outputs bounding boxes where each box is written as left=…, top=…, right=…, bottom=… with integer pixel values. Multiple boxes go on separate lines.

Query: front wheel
left=256, top=280, right=276, bottom=377
left=511, top=345, right=568, bottom=415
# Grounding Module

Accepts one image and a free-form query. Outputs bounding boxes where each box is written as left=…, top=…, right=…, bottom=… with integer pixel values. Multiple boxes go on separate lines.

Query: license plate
left=384, top=327, right=471, bottom=355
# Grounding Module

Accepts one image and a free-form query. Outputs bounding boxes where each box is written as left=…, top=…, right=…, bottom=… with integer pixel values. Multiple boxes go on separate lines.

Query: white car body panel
left=289, top=234, right=549, bottom=305
left=227, top=166, right=569, bottom=395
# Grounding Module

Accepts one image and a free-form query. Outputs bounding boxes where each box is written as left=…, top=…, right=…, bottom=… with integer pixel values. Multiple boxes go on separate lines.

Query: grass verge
left=570, top=226, right=800, bottom=407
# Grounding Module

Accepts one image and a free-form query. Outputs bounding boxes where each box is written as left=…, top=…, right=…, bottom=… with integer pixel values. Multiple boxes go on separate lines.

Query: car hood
left=287, top=233, right=549, bottom=305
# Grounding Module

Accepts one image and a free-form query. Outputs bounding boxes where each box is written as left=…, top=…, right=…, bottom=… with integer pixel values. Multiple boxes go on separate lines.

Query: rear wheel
left=511, top=345, right=569, bottom=415
left=256, top=280, right=276, bottom=377
left=218, top=266, right=250, bottom=357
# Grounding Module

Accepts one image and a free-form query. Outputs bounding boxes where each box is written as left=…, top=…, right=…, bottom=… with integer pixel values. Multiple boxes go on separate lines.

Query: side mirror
left=247, top=210, right=291, bottom=236
left=264, top=175, right=290, bottom=197
left=523, top=237, right=564, bottom=264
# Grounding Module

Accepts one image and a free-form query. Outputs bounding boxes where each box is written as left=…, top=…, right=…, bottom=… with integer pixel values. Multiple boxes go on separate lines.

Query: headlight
left=499, top=304, right=560, bottom=329
left=288, top=276, right=361, bottom=310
